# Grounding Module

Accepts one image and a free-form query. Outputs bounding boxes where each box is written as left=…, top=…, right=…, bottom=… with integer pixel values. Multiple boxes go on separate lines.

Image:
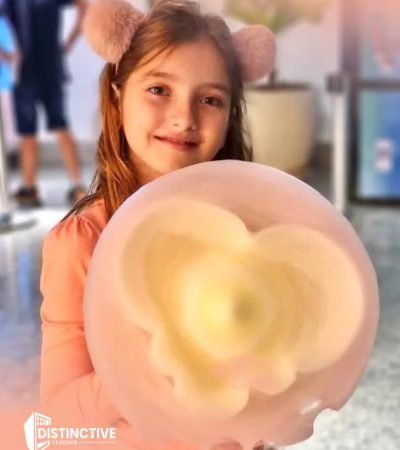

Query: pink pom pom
left=232, top=25, right=276, bottom=82
left=82, top=0, right=145, bottom=64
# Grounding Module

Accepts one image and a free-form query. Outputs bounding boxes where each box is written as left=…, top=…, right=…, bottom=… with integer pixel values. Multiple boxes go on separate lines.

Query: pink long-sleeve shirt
left=40, top=200, right=113, bottom=418
left=39, top=200, right=156, bottom=449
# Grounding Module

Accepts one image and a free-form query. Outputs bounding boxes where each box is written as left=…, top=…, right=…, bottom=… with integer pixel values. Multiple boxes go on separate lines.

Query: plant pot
left=244, top=83, right=317, bottom=178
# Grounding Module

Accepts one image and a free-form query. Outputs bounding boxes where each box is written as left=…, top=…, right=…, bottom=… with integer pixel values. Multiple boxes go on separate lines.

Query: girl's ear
left=112, top=83, right=122, bottom=113
left=112, top=83, right=120, bottom=100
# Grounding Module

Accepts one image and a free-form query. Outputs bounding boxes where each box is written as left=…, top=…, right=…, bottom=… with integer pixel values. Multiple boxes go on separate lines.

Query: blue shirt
left=1, top=0, right=74, bottom=85
left=0, top=16, right=15, bottom=89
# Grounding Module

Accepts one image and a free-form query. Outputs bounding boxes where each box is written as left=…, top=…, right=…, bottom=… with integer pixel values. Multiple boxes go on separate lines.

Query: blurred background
left=0, top=0, right=399, bottom=448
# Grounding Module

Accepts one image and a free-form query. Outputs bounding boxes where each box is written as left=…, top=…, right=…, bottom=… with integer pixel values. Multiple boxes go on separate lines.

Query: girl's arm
left=40, top=215, right=121, bottom=427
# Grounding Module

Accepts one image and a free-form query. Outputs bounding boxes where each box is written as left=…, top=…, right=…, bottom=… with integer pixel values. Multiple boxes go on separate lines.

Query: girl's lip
left=155, top=135, right=199, bottom=147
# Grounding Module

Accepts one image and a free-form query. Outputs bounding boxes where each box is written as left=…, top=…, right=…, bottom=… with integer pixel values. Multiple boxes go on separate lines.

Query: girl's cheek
left=201, top=108, right=229, bottom=129
left=131, top=103, right=163, bottom=128
left=145, top=93, right=169, bottom=108
left=144, top=97, right=167, bottom=115
left=148, top=107, right=165, bottom=126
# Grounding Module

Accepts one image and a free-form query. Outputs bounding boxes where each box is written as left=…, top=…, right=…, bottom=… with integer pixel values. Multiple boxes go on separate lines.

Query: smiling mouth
left=155, top=136, right=198, bottom=149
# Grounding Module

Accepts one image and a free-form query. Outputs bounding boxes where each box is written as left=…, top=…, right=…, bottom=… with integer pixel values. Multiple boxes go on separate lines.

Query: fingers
left=211, top=441, right=243, bottom=450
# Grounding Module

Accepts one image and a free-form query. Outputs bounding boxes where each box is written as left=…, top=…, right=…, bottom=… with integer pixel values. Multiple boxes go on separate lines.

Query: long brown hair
left=68, top=0, right=252, bottom=219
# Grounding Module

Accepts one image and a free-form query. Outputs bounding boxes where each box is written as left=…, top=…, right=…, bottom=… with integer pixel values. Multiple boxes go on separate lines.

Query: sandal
left=14, top=185, right=42, bottom=208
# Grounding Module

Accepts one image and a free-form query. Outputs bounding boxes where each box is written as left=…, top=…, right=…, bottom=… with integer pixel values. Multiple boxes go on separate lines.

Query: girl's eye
left=201, top=96, right=224, bottom=107
left=148, top=86, right=167, bottom=96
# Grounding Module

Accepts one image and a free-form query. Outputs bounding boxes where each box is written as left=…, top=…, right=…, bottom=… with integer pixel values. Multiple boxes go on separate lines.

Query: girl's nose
left=170, top=99, right=198, bottom=131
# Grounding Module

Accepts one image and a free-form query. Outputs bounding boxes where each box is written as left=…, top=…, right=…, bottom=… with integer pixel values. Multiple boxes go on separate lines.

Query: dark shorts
left=13, top=80, right=68, bottom=135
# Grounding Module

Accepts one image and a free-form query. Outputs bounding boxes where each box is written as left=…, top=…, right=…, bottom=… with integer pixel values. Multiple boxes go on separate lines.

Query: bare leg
left=55, top=128, right=81, bottom=184
left=20, top=135, right=39, bottom=187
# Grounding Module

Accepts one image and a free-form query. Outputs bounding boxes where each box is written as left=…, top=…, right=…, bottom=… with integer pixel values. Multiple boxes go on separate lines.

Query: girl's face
left=119, top=39, right=232, bottom=182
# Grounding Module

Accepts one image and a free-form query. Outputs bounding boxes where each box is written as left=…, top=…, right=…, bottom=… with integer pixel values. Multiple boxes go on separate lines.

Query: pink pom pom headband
left=82, top=0, right=276, bottom=83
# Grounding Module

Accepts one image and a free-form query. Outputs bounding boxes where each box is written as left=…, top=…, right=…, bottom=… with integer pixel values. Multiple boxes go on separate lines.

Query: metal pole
left=0, top=92, right=12, bottom=227
left=0, top=93, right=36, bottom=233
left=327, top=73, right=350, bottom=215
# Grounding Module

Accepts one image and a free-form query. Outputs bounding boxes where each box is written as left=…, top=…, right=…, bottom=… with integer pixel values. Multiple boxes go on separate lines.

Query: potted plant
left=225, top=0, right=330, bottom=177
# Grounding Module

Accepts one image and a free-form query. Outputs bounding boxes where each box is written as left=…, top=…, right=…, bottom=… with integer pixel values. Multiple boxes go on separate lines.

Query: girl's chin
left=131, top=155, right=192, bottom=183
left=156, top=159, right=198, bottom=175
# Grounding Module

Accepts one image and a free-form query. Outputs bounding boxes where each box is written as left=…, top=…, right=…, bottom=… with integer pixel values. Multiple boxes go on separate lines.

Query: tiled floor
left=1, top=166, right=95, bottom=408
left=0, top=163, right=399, bottom=449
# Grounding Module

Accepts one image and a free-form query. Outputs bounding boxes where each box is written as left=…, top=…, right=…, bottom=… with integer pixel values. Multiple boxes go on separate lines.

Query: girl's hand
left=211, top=442, right=276, bottom=450
left=211, top=441, right=243, bottom=450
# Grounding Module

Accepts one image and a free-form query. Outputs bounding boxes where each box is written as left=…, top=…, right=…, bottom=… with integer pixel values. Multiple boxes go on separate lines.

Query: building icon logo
left=24, top=412, right=52, bottom=450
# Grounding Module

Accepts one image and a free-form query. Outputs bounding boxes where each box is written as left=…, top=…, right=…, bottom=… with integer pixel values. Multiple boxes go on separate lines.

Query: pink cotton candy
left=84, top=161, right=379, bottom=450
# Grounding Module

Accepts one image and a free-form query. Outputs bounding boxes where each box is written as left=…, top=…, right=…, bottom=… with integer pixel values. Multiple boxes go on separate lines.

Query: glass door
left=344, top=0, right=400, bottom=203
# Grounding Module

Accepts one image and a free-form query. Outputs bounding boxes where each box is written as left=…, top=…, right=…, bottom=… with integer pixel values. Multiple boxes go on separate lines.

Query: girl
left=39, top=0, right=275, bottom=448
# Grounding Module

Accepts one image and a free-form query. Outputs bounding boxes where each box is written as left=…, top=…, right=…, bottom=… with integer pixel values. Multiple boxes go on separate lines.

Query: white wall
left=275, top=0, right=342, bottom=141
left=45, top=0, right=341, bottom=146
left=58, top=35, right=103, bottom=142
